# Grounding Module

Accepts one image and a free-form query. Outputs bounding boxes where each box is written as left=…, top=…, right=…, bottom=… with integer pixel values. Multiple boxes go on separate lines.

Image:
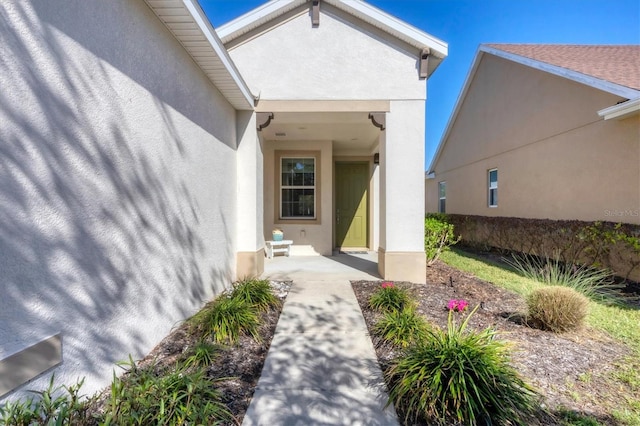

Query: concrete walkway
left=242, top=253, right=398, bottom=426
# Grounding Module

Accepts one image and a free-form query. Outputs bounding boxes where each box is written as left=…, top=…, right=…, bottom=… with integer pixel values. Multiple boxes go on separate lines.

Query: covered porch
left=249, top=100, right=427, bottom=283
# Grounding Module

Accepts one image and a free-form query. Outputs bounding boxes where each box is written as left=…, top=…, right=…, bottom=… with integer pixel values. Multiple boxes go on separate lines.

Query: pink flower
left=447, top=299, right=469, bottom=312
left=381, top=281, right=394, bottom=289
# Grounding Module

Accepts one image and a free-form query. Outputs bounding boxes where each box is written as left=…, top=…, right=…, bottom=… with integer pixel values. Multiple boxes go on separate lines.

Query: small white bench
left=265, top=240, right=293, bottom=258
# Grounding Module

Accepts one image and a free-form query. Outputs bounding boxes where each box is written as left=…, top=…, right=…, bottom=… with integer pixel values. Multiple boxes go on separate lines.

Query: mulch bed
left=89, top=259, right=637, bottom=425
left=88, top=281, right=291, bottom=425
left=352, top=260, right=633, bottom=425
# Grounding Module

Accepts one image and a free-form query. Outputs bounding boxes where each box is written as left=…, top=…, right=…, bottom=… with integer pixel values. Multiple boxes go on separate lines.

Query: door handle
left=336, top=209, right=340, bottom=224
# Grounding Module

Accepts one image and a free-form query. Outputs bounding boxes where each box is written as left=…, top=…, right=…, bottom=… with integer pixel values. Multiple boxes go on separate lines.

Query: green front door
left=335, top=162, right=368, bottom=248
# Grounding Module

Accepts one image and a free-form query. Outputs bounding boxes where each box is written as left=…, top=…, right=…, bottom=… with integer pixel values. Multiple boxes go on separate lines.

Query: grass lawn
left=441, top=248, right=640, bottom=425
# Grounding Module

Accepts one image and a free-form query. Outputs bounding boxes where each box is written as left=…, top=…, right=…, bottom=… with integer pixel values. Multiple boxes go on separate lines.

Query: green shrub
left=507, top=253, right=628, bottom=305
left=526, top=286, right=589, bottom=332
left=386, top=307, right=537, bottom=425
left=103, top=358, right=232, bottom=425
left=368, top=283, right=413, bottom=313
left=182, top=339, right=219, bottom=368
left=373, top=307, right=430, bottom=349
left=189, top=295, right=260, bottom=344
left=231, top=278, right=280, bottom=312
left=425, top=215, right=459, bottom=264
left=0, top=376, right=91, bottom=425
left=208, top=296, right=260, bottom=344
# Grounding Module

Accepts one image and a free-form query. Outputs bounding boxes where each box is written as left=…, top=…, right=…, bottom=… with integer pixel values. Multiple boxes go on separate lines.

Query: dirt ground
left=99, top=259, right=637, bottom=425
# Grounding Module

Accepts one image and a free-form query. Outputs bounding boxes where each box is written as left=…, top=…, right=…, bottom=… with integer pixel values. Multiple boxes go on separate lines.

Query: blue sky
left=200, top=0, right=640, bottom=169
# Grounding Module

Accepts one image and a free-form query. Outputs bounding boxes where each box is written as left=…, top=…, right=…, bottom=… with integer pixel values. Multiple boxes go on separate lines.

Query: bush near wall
left=446, top=215, right=640, bottom=283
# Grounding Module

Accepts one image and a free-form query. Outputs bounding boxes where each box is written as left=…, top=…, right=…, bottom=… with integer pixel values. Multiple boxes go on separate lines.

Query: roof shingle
left=485, top=44, right=640, bottom=91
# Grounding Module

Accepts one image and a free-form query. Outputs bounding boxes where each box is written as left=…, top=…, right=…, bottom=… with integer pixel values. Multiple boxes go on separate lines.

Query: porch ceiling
left=260, top=111, right=380, bottom=153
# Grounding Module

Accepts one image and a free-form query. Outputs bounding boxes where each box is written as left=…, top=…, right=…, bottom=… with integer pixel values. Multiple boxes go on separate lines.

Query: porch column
left=378, top=100, right=427, bottom=283
left=236, top=110, right=265, bottom=278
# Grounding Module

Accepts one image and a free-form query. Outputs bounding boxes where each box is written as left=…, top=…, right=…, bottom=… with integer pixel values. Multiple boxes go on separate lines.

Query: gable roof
left=428, top=44, right=640, bottom=173
left=144, top=0, right=255, bottom=110
left=485, top=44, right=640, bottom=94
left=216, top=0, right=448, bottom=78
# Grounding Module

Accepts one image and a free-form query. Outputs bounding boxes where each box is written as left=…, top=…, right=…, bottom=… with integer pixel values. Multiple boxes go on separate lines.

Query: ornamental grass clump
left=182, top=339, right=220, bottom=368
left=103, top=358, right=232, bottom=425
left=373, top=307, right=430, bottom=349
left=386, top=307, right=538, bottom=425
left=231, top=277, right=280, bottom=312
left=368, top=282, right=413, bottom=313
left=506, top=253, right=627, bottom=305
left=191, top=295, right=260, bottom=344
left=526, top=286, right=589, bottom=332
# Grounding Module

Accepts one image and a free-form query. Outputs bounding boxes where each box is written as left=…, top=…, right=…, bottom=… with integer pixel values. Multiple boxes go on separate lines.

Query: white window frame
left=488, top=168, right=498, bottom=207
left=280, top=157, right=316, bottom=220
left=438, top=181, right=446, bottom=213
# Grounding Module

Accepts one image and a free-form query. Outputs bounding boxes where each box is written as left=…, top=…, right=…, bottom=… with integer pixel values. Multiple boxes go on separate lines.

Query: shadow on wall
left=0, top=0, right=236, bottom=397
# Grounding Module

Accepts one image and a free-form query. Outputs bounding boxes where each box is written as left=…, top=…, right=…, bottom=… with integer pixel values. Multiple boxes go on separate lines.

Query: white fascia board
left=598, top=97, right=640, bottom=120
left=216, top=0, right=306, bottom=42
left=217, top=0, right=448, bottom=59
left=183, top=0, right=255, bottom=108
left=427, top=47, right=484, bottom=173
left=481, top=45, right=640, bottom=100
left=326, top=0, right=447, bottom=58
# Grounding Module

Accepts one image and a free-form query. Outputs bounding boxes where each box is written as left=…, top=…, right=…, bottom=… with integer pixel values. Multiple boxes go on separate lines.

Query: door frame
left=333, top=160, right=370, bottom=250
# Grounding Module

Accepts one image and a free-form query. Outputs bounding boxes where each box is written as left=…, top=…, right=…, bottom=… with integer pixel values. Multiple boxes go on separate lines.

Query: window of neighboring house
left=488, top=169, right=498, bottom=207
left=281, top=157, right=316, bottom=219
left=438, top=181, right=446, bottom=213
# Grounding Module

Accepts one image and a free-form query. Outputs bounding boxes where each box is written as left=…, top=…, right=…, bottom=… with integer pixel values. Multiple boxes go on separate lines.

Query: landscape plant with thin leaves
left=373, top=306, right=430, bottom=349
left=102, top=357, right=232, bottom=425
left=231, top=277, right=281, bottom=312
left=368, top=282, right=413, bottom=313
left=385, top=306, right=538, bottom=425
left=506, top=253, right=631, bottom=305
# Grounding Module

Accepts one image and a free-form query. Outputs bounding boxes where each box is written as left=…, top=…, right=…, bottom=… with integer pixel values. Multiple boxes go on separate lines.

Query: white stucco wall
left=226, top=3, right=425, bottom=101
left=380, top=100, right=426, bottom=252
left=1, top=0, right=238, bottom=398
left=236, top=111, right=264, bottom=252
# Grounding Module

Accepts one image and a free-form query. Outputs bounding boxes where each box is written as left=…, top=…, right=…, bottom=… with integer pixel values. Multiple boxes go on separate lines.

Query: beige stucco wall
left=226, top=3, right=425, bottom=101
left=1, top=0, right=240, bottom=399
left=429, top=54, right=640, bottom=225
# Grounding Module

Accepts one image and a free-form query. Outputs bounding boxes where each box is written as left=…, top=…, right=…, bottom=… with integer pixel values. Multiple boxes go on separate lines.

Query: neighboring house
left=0, top=0, right=446, bottom=399
left=426, top=44, right=640, bottom=225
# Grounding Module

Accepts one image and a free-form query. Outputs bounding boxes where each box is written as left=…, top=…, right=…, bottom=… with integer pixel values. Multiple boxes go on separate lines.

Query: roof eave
left=481, top=45, right=640, bottom=99
left=598, top=97, right=640, bottom=120
left=217, top=0, right=448, bottom=77
left=145, top=0, right=256, bottom=110
left=216, top=0, right=306, bottom=44
left=428, top=44, right=640, bottom=174
left=325, top=0, right=448, bottom=57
